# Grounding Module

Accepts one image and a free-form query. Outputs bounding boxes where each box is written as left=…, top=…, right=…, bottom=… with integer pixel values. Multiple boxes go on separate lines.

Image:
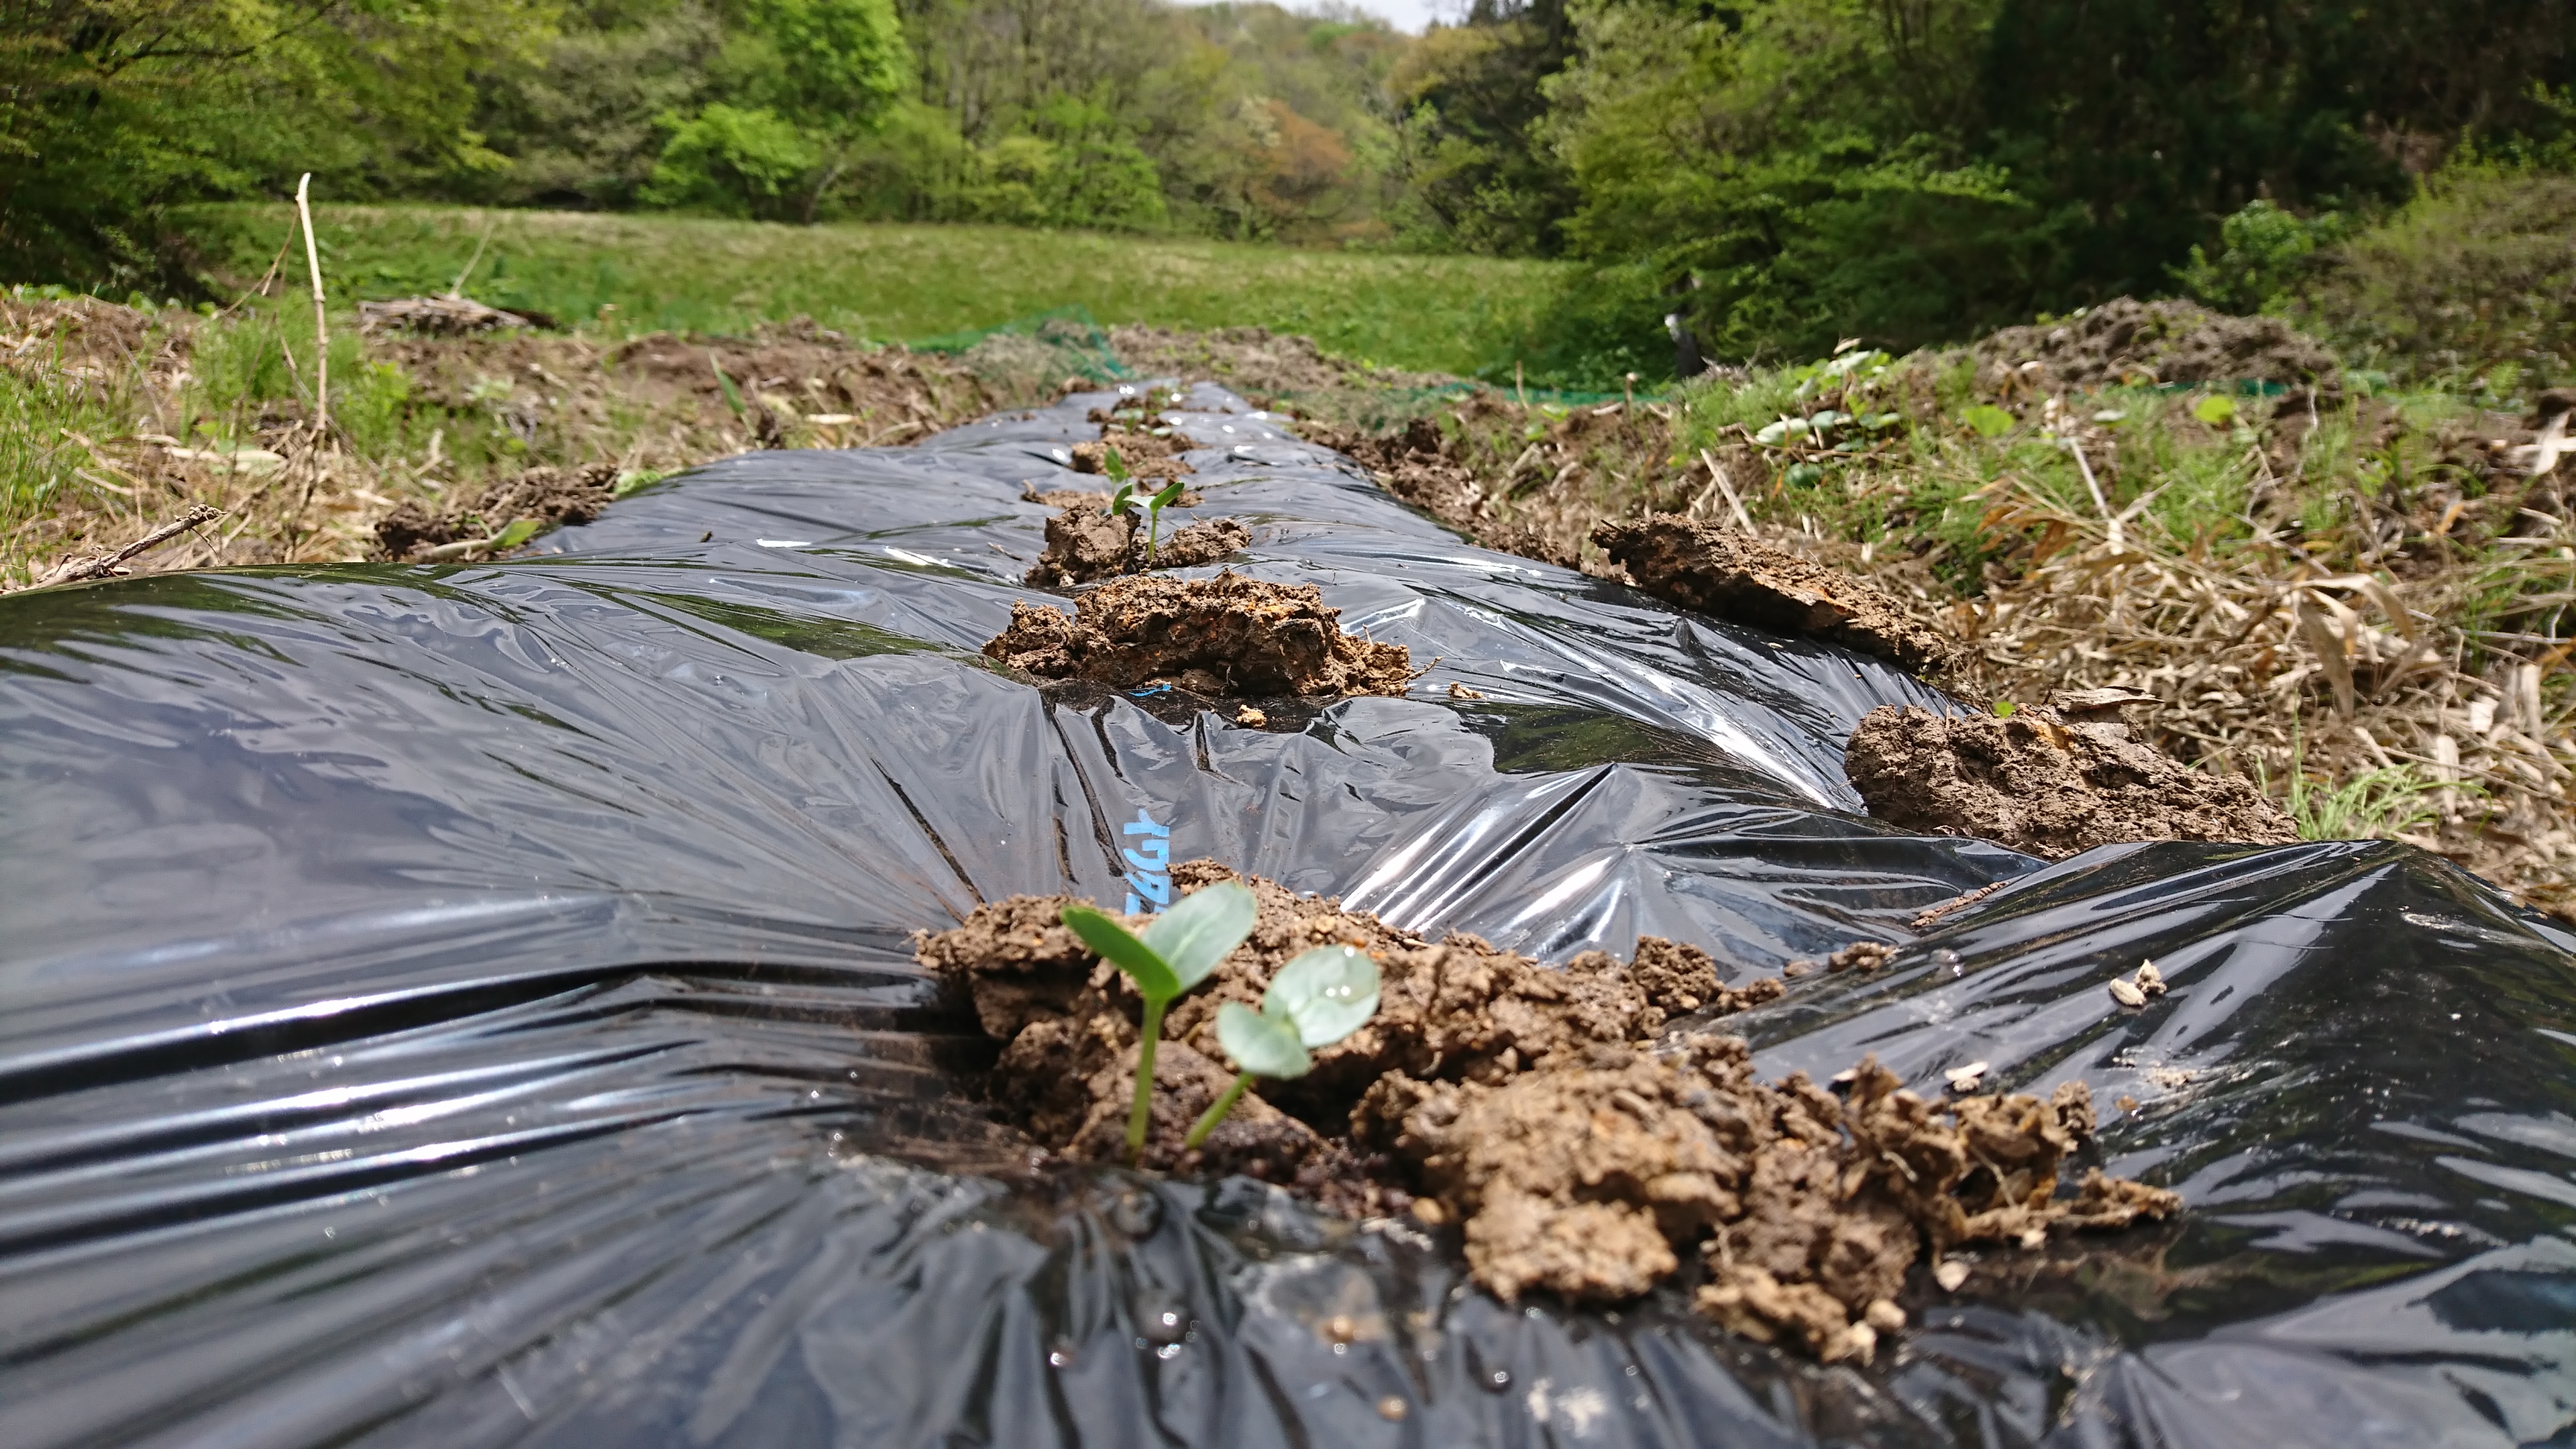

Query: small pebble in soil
left=1933, top=1260, right=1971, bottom=1292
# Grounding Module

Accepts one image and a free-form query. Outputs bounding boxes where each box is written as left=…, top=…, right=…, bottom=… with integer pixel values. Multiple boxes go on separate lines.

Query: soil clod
left=1844, top=704, right=2300, bottom=859
left=983, top=569, right=1412, bottom=696
left=916, top=865, right=2182, bottom=1362
left=1071, top=429, right=1197, bottom=482
left=1591, top=513, right=1949, bottom=673
left=1025, top=502, right=1248, bottom=585
left=373, top=462, right=618, bottom=561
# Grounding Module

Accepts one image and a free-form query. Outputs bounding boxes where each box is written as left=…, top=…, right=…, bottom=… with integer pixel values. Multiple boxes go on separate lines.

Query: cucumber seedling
left=1059, top=881, right=1257, bottom=1161
left=1187, top=945, right=1381, bottom=1150
left=1100, top=445, right=1189, bottom=566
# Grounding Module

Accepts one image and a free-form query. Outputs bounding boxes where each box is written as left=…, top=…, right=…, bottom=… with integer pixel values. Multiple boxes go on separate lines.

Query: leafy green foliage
left=1061, top=881, right=1256, bottom=1159
left=0, top=0, right=557, bottom=286
left=641, top=105, right=826, bottom=218
left=2174, top=201, right=2345, bottom=315
left=1189, top=945, right=1380, bottom=1149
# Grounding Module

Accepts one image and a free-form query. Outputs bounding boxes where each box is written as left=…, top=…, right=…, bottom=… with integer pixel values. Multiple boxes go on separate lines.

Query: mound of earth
left=1070, top=430, right=1195, bottom=482
left=1026, top=502, right=1249, bottom=586
left=1977, top=297, right=2339, bottom=394
left=374, top=463, right=618, bottom=561
left=916, top=865, right=2180, bottom=1363
left=1311, top=416, right=1576, bottom=566
left=1106, top=325, right=1454, bottom=399
left=983, top=570, right=1413, bottom=697
left=1592, top=514, right=1950, bottom=674
left=1844, top=704, right=2300, bottom=859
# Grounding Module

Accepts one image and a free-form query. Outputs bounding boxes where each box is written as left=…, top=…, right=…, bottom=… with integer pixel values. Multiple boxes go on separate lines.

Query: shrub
left=2293, top=162, right=2576, bottom=387
left=641, top=105, right=824, bottom=220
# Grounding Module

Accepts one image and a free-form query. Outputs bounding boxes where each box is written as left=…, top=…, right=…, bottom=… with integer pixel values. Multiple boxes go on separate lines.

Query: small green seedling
left=1100, top=445, right=1189, bottom=565
left=1186, top=945, right=1381, bottom=1150
left=1061, top=881, right=1257, bottom=1161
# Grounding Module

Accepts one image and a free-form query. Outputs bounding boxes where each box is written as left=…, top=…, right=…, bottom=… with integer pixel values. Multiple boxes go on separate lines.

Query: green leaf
left=1216, top=1001, right=1311, bottom=1079
left=1061, top=904, right=1179, bottom=1000
left=1140, top=880, right=1256, bottom=991
left=2192, top=394, right=2238, bottom=427
left=1992, top=700, right=2017, bottom=718
left=1265, top=945, right=1379, bottom=1048
left=711, top=362, right=747, bottom=419
left=1101, top=445, right=1130, bottom=484
left=1150, top=479, right=1186, bottom=512
left=492, top=517, right=543, bottom=549
left=1108, top=481, right=1136, bottom=515
left=1962, top=404, right=2015, bottom=438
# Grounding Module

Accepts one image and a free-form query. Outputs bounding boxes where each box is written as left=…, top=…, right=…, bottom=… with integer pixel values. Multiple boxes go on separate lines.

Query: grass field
left=176, top=205, right=1578, bottom=380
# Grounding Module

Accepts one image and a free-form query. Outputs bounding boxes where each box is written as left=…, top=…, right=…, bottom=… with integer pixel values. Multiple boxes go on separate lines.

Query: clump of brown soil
left=1592, top=513, right=1951, bottom=674
left=982, top=570, right=1413, bottom=697
left=1025, top=502, right=1250, bottom=586
left=373, top=463, right=619, bottom=560
left=1364, top=1049, right=2172, bottom=1361
left=1976, top=297, right=2340, bottom=395
left=916, top=865, right=2182, bottom=1363
left=1071, top=429, right=1197, bottom=482
left=1844, top=704, right=2300, bottom=859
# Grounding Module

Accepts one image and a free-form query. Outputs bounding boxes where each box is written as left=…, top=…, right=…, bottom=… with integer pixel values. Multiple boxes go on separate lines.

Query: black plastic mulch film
left=3, top=384, right=2572, bottom=1449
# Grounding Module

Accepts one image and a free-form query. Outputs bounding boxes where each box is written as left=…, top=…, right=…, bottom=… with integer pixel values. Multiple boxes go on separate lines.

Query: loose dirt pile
left=916, top=865, right=2181, bottom=1362
left=1976, top=297, right=2340, bottom=394
left=1593, top=513, right=1951, bottom=673
left=1844, top=704, right=2302, bottom=859
left=983, top=570, right=1413, bottom=697
left=1069, top=429, right=1196, bottom=482
left=1106, top=324, right=1454, bottom=402
left=373, top=462, right=619, bottom=561
left=1025, top=502, right=1249, bottom=586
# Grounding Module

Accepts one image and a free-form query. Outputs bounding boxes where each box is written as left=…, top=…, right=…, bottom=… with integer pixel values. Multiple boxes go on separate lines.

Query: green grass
left=174, top=203, right=1581, bottom=381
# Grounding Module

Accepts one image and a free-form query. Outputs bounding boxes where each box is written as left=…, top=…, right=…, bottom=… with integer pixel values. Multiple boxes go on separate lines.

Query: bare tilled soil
left=1845, top=704, right=2302, bottom=859
left=1593, top=513, right=1951, bottom=674
left=983, top=570, right=1413, bottom=697
left=374, top=462, right=618, bottom=560
left=1025, top=502, right=1248, bottom=586
left=916, top=865, right=2182, bottom=1362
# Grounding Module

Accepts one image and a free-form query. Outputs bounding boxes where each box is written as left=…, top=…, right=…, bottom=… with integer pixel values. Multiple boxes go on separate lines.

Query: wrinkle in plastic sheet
left=2, top=384, right=2573, bottom=1447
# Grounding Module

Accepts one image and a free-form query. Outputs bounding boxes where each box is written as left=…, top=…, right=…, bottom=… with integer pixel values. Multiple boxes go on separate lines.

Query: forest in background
left=4, top=0, right=2574, bottom=376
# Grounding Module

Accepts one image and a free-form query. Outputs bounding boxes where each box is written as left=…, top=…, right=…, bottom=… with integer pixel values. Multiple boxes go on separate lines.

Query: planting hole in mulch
left=916, top=865, right=2183, bottom=1364
left=983, top=569, right=1413, bottom=697
left=1025, top=502, right=1248, bottom=586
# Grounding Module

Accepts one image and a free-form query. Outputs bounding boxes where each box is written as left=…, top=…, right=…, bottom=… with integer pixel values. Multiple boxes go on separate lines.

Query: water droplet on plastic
left=1485, top=1368, right=1511, bottom=1391
left=1936, top=949, right=1963, bottom=977
left=1155, top=1342, right=1183, bottom=1360
left=1047, top=1340, right=1076, bottom=1369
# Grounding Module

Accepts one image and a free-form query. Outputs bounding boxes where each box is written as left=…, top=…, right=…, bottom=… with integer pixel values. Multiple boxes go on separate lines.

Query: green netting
left=906, top=307, right=1132, bottom=383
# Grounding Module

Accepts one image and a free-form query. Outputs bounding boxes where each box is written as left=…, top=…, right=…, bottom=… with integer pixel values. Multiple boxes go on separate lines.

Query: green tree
left=1, top=0, right=557, bottom=284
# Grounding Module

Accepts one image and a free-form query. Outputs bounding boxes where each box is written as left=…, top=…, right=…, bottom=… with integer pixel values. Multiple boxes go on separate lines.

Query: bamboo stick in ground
left=297, top=174, right=329, bottom=434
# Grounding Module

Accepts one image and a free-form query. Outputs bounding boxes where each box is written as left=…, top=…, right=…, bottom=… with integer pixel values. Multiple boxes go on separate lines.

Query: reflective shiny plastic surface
left=3, top=385, right=2570, bottom=1447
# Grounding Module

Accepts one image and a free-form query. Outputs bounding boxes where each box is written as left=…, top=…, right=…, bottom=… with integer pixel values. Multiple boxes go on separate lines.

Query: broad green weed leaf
left=1061, top=904, right=1179, bottom=1000
left=1141, top=881, right=1255, bottom=990
left=2192, top=394, right=2238, bottom=427
left=493, top=518, right=542, bottom=548
left=1216, top=1002, right=1311, bottom=1079
left=1265, top=946, right=1379, bottom=1048
left=1962, top=404, right=2015, bottom=438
